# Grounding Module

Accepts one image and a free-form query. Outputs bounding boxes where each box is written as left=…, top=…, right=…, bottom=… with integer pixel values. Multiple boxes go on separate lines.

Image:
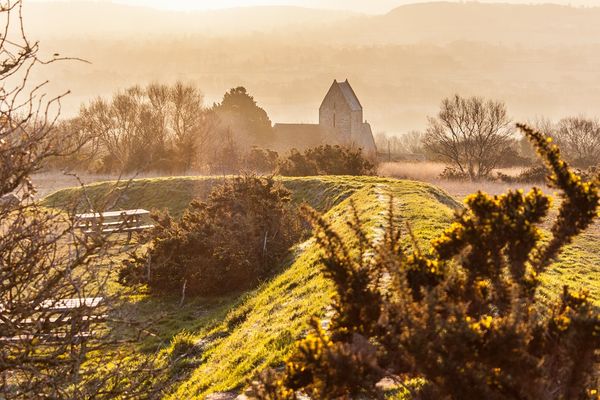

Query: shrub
left=254, top=124, right=600, bottom=399
left=495, top=163, right=593, bottom=185
left=244, top=147, right=279, bottom=174
left=278, top=149, right=318, bottom=176
left=496, top=144, right=533, bottom=168
left=278, top=145, right=376, bottom=176
left=497, top=164, right=548, bottom=184
left=439, top=166, right=469, bottom=181
left=120, top=176, right=302, bottom=296
left=169, top=331, right=199, bottom=360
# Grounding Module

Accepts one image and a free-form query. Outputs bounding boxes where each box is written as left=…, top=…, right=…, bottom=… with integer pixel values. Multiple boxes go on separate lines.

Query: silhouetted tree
left=207, top=128, right=242, bottom=175
left=213, top=87, right=274, bottom=148
left=0, top=4, right=167, bottom=397
left=553, top=116, right=600, bottom=167
left=170, top=82, right=215, bottom=172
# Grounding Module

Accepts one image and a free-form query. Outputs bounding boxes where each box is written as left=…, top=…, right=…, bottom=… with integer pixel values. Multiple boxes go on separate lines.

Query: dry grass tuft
left=378, top=161, right=446, bottom=182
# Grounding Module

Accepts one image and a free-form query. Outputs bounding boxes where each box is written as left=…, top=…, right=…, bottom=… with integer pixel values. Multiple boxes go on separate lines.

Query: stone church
left=273, top=79, right=377, bottom=154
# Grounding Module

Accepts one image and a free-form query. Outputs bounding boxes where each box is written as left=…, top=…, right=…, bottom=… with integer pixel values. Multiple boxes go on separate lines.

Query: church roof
left=273, top=123, right=333, bottom=151
left=337, top=80, right=362, bottom=112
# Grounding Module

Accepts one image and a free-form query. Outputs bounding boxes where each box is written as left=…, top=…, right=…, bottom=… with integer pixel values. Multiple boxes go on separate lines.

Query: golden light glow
left=29, top=0, right=598, bottom=13
left=114, top=0, right=296, bottom=11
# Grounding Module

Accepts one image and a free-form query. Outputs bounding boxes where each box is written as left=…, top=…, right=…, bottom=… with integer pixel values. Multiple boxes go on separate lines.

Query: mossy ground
left=43, top=176, right=599, bottom=399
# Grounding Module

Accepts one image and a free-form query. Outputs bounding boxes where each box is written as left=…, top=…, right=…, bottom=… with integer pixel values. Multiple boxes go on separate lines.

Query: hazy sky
left=29, top=0, right=600, bottom=13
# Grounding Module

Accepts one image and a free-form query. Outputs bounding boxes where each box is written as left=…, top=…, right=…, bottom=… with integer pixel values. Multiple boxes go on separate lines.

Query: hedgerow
left=278, top=145, right=376, bottom=176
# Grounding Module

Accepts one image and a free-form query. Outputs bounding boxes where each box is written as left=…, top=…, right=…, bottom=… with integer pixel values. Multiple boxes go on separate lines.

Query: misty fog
left=23, top=1, right=600, bottom=135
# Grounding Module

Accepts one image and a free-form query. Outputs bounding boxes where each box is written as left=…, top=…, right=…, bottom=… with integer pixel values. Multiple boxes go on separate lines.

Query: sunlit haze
left=22, top=0, right=600, bottom=134
left=28, top=0, right=600, bottom=13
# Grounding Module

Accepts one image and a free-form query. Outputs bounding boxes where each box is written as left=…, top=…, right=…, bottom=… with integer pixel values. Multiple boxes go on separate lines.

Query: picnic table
left=0, top=297, right=105, bottom=344
left=75, top=209, right=154, bottom=240
left=0, top=297, right=107, bottom=377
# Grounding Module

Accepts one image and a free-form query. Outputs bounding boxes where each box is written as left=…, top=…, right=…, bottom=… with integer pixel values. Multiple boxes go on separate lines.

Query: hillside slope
left=43, top=176, right=599, bottom=398
left=166, top=178, right=459, bottom=398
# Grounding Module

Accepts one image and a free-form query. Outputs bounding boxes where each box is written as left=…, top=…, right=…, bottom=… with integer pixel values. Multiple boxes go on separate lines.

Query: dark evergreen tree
left=213, top=87, right=274, bottom=147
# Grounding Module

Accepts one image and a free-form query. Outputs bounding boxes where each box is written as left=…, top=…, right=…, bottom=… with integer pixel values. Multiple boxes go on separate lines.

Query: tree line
left=376, top=95, right=600, bottom=181
left=54, top=80, right=600, bottom=182
left=51, top=83, right=375, bottom=177
left=52, top=84, right=274, bottom=174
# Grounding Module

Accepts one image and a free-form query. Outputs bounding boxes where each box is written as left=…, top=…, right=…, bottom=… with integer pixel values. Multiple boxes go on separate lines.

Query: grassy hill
left=42, top=176, right=599, bottom=398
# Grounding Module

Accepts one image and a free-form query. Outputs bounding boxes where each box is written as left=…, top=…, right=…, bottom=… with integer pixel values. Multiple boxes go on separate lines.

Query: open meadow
left=378, top=161, right=550, bottom=198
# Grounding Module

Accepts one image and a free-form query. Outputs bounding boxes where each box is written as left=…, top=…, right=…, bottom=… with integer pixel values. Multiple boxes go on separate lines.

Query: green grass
left=42, top=176, right=219, bottom=218
left=43, top=175, right=599, bottom=399
left=41, top=175, right=368, bottom=217
left=538, top=229, right=600, bottom=304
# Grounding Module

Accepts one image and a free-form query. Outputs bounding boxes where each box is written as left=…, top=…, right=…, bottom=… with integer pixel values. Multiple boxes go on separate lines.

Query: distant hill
left=23, top=2, right=356, bottom=38
left=26, top=1, right=600, bottom=45
left=335, top=2, right=600, bottom=45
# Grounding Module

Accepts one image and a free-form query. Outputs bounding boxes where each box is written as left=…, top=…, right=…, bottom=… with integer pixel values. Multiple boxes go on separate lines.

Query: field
left=39, top=172, right=600, bottom=398
left=378, top=161, right=551, bottom=198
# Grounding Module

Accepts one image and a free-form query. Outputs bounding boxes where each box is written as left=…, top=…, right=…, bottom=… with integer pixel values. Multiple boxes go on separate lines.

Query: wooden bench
left=74, top=209, right=154, bottom=241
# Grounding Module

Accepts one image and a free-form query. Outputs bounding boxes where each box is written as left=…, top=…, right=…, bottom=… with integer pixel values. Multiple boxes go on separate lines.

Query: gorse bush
left=120, top=176, right=302, bottom=296
left=244, top=147, right=280, bottom=174
left=278, top=145, right=376, bottom=176
left=254, top=125, right=600, bottom=399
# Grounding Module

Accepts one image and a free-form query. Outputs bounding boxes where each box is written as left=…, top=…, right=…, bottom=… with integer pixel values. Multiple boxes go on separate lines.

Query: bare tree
left=170, top=82, right=214, bottom=172
left=424, top=95, right=514, bottom=180
left=79, top=86, right=153, bottom=173
left=74, top=82, right=214, bottom=173
left=0, top=3, right=165, bottom=398
left=0, top=1, right=100, bottom=395
left=399, top=130, right=425, bottom=155
left=553, top=116, right=600, bottom=167
left=519, top=116, right=556, bottom=161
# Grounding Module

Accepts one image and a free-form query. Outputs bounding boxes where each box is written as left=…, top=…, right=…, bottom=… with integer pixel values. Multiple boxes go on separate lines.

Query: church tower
left=318, top=79, right=376, bottom=153
left=273, top=79, right=377, bottom=154
left=319, top=79, right=363, bottom=139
